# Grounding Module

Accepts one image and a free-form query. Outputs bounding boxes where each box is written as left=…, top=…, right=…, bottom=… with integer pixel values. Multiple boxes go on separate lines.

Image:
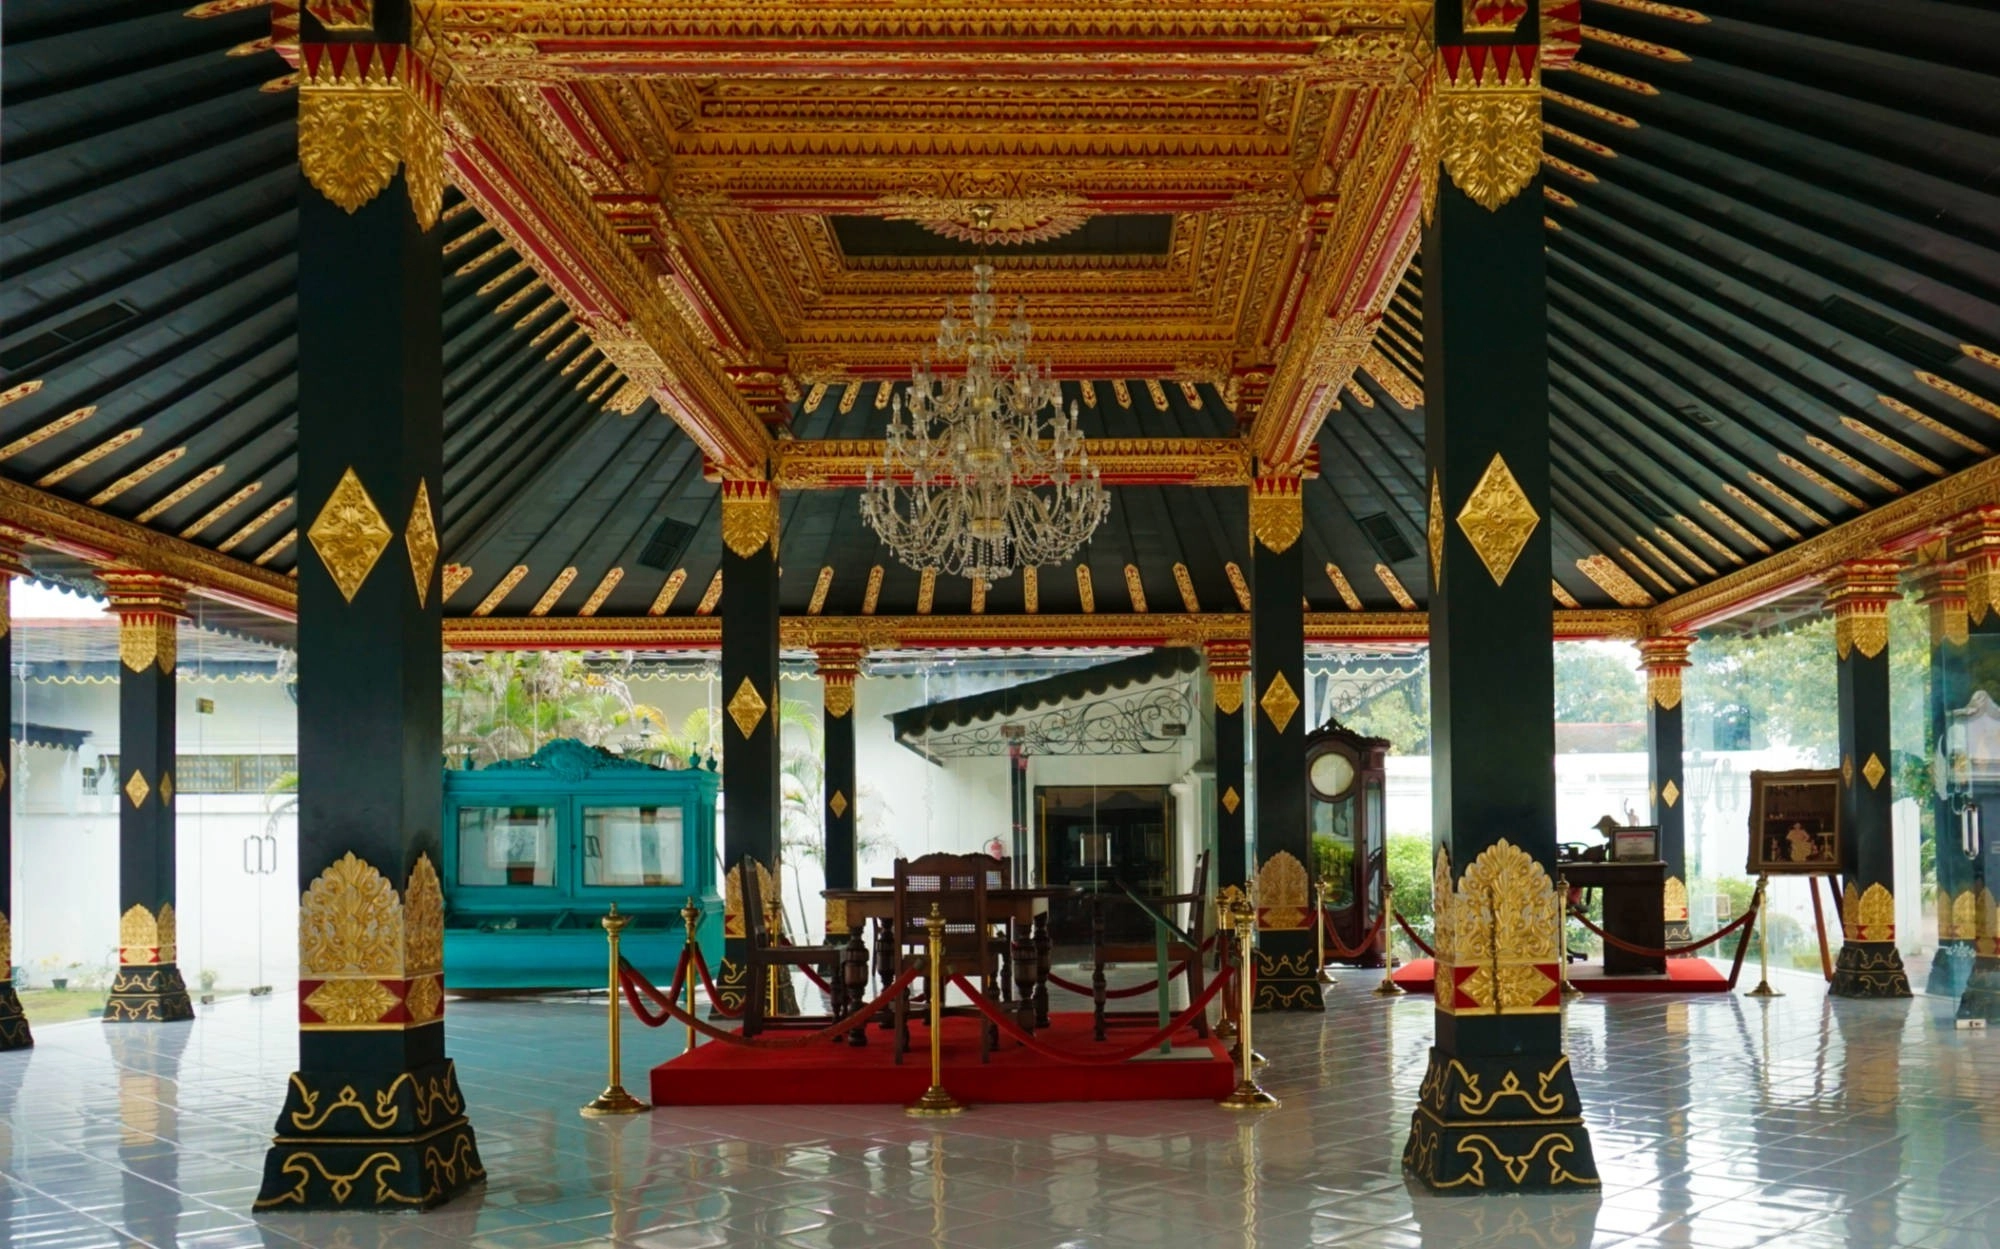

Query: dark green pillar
left=1206, top=639, right=1250, bottom=889
left=1917, top=567, right=1974, bottom=998
left=1248, top=477, right=1318, bottom=1011
left=101, top=572, right=192, bottom=1025
left=1404, top=4, right=1597, bottom=1193
left=0, top=548, right=30, bottom=1050
left=818, top=645, right=860, bottom=895
left=718, top=479, right=782, bottom=1011
left=1827, top=559, right=1911, bottom=998
left=256, top=16, right=481, bottom=1205
left=1639, top=635, right=1693, bottom=945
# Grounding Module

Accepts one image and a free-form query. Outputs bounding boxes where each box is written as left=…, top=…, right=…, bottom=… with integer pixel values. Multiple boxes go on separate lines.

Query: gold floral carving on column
left=119, top=904, right=164, bottom=965
left=1914, top=566, right=1969, bottom=647
left=1433, top=44, right=1541, bottom=212
left=1206, top=640, right=1249, bottom=715
left=1660, top=779, right=1679, bottom=807
left=298, top=852, right=446, bottom=1030
left=1214, top=677, right=1244, bottom=715
left=720, top=479, right=780, bottom=559
left=118, top=616, right=178, bottom=675
left=1433, top=840, right=1561, bottom=1016
left=0, top=913, right=9, bottom=977
left=406, top=480, right=439, bottom=607
left=723, top=860, right=778, bottom=940
left=1952, top=506, right=2000, bottom=624
left=816, top=639, right=864, bottom=719
left=1862, top=753, right=1886, bottom=789
left=1662, top=877, right=1688, bottom=924
left=1455, top=454, right=1540, bottom=586
left=1842, top=882, right=1895, bottom=944
left=822, top=681, right=854, bottom=718
left=727, top=677, right=768, bottom=738
left=307, top=467, right=394, bottom=604
left=158, top=904, right=177, bottom=964
left=828, top=790, right=848, bottom=819
left=125, top=770, right=151, bottom=808
left=1950, top=888, right=1977, bottom=943
left=297, top=43, right=445, bottom=230
left=1249, top=475, right=1303, bottom=553
left=1255, top=851, right=1310, bottom=930
left=1221, top=786, right=1241, bottom=814
left=160, top=772, right=174, bottom=806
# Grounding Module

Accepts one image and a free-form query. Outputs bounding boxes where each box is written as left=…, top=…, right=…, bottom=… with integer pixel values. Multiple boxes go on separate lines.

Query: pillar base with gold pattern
left=1957, top=954, right=2000, bottom=1023
left=1928, top=942, right=1975, bottom=1000
left=0, top=980, right=30, bottom=1049
left=1403, top=1049, right=1599, bottom=1192
left=1250, top=851, right=1322, bottom=1011
left=104, top=964, right=195, bottom=1023
left=1830, top=942, right=1911, bottom=999
left=255, top=1061, right=482, bottom=1211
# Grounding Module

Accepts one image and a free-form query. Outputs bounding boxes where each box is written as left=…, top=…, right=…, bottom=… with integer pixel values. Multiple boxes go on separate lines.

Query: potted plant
left=199, top=968, right=218, bottom=1005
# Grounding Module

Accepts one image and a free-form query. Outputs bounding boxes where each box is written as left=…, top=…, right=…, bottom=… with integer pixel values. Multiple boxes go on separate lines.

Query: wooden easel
left=1804, top=873, right=1841, bottom=983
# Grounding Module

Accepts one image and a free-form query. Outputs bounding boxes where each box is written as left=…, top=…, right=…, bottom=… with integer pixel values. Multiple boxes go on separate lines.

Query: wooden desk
left=822, top=887, right=1067, bottom=1032
left=1564, top=860, right=1666, bottom=976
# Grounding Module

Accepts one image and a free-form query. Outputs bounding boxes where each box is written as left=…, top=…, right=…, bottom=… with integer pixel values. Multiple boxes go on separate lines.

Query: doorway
left=1036, top=784, right=1175, bottom=948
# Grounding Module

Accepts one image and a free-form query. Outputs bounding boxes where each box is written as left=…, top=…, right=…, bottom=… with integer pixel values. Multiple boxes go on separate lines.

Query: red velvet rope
left=1564, top=903, right=1758, bottom=959
left=620, top=955, right=922, bottom=1050
left=1046, top=929, right=1222, bottom=999
left=1394, top=911, right=1436, bottom=958
left=1320, top=908, right=1388, bottom=961
left=620, top=946, right=694, bottom=1029
left=947, top=965, right=1234, bottom=1066
left=688, top=945, right=747, bottom=1018
left=797, top=963, right=837, bottom=994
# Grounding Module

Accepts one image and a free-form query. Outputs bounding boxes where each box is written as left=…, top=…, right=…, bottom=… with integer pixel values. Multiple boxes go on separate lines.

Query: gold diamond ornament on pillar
left=829, top=790, right=849, bottom=818
left=1455, top=453, right=1540, bottom=586
left=1260, top=671, right=1301, bottom=734
left=307, top=467, right=394, bottom=603
left=727, top=677, right=768, bottom=738
left=406, top=479, right=439, bottom=606
left=1863, top=753, right=1886, bottom=789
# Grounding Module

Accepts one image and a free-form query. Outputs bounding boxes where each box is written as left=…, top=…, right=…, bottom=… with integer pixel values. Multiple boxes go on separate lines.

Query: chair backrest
left=892, top=854, right=995, bottom=968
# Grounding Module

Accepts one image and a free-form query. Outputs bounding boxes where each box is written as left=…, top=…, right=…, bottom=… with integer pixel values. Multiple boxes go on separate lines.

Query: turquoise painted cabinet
left=441, top=739, right=721, bottom=990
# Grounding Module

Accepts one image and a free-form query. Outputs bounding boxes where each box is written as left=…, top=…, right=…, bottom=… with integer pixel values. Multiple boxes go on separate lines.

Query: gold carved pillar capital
left=1204, top=639, right=1251, bottom=714
left=297, top=42, right=446, bottom=231
left=1426, top=42, right=1542, bottom=216
left=1634, top=633, right=1694, bottom=711
left=720, top=477, right=781, bottom=560
left=1823, top=559, right=1903, bottom=662
left=1950, top=504, right=2000, bottom=626
left=815, top=643, right=865, bottom=718
left=1910, top=563, right=1970, bottom=648
left=1248, top=474, right=1304, bottom=555
left=101, top=571, right=190, bottom=675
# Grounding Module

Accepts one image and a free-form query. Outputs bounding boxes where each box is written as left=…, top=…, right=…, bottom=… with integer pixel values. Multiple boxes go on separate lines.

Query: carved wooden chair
left=1089, top=850, right=1209, bottom=1040
left=890, top=852, right=1009, bottom=1063
left=738, top=856, right=849, bottom=1040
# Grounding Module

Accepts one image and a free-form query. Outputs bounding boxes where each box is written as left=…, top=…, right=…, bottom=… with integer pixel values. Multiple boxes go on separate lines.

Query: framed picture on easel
left=1747, top=769, right=1843, bottom=875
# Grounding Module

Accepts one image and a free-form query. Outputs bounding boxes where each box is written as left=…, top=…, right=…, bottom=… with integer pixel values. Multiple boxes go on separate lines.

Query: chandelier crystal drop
left=860, top=259, right=1109, bottom=583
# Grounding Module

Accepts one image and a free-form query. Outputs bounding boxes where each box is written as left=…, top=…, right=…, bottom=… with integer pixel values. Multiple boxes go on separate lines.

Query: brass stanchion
left=1315, top=877, right=1335, bottom=985
left=1214, top=889, right=1239, bottom=1042
left=581, top=903, right=649, bottom=1117
left=1373, top=862, right=1405, bottom=997
left=907, top=903, right=964, bottom=1117
left=1556, top=875, right=1583, bottom=1000
left=1746, top=874, right=1782, bottom=998
left=681, top=896, right=703, bottom=1051
left=1218, top=893, right=1278, bottom=1111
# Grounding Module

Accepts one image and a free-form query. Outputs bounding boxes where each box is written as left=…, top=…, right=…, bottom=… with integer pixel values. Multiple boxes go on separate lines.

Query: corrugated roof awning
left=891, top=647, right=1201, bottom=761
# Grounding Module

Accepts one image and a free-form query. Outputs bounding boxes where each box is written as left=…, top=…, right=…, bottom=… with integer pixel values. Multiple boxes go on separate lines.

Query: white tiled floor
left=5, top=964, right=2000, bottom=1248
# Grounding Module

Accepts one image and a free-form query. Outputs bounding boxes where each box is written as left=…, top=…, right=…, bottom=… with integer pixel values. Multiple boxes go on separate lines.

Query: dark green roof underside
left=3, top=0, right=1997, bottom=635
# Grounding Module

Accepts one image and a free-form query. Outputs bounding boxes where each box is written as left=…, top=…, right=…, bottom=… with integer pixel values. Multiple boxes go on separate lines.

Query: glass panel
left=583, top=805, right=684, bottom=887
left=456, top=806, right=558, bottom=887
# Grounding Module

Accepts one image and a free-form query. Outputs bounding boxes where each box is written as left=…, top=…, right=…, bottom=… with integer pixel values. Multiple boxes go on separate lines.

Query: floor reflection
left=0, top=967, right=1996, bottom=1247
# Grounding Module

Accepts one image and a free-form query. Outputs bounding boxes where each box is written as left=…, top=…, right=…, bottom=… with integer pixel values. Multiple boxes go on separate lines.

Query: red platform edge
left=1390, top=957, right=1729, bottom=994
left=650, top=1011, right=1236, bottom=1106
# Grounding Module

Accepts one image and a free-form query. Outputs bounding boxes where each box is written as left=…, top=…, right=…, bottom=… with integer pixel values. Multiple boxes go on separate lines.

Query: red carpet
left=650, top=1011, right=1235, bottom=1106
left=1390, top=958, right=1730, bottom=994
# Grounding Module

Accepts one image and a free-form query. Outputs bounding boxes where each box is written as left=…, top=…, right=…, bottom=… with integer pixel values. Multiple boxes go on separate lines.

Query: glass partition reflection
left=455, top=805, right=558, bottom=887
left=583, top=805, right=683, bottom=887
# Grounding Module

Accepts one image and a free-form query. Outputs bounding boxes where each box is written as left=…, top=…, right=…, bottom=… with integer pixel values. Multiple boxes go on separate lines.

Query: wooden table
left=1564, top=860, right=1667, bottom=976
left=822, top=886, right=1067, bottom=1035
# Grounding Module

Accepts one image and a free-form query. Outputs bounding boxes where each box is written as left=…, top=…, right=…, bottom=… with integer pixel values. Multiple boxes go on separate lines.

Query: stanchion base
left=906, top=1085, right=966, bottom=1117
left=1218, top=1080, right=1280, bottom=1111
left=1230, top=1044, right=1268, bottom=1068
left=1744, top=981, right=1782, bottom=998
left=1561, top=982, right=1585, bottom=999
left=580, top=1085, right=650, bottom=1117
left=1372, top=976, right=1406, bottom=997
left=1215, top=1018, right=1238, bottom=1042
left=1317, top=969, right=1337, bottom=985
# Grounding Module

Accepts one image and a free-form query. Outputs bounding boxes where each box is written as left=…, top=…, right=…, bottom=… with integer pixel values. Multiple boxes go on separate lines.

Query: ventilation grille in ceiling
left=637, top=518, right=697, bottom=571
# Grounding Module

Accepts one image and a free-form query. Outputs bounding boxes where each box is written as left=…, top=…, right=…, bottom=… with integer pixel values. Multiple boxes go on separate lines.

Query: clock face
left=1309, top=750, right=1356, bottom=801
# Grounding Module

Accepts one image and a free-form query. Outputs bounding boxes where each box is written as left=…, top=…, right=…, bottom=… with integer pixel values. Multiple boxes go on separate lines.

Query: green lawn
left=20, top=988, right=110, bottom=1025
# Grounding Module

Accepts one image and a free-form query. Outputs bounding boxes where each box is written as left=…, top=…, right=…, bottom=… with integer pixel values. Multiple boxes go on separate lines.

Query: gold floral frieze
left=297, top=852, right=447, bottom=1031
left=297, top=43, right=445, bottom=230
left=1432, top=44, right=1541, bottom=213
left=1255, top=850, right=1310, bottom=930
left=118, top=903, right=177, bottom=966
left=1842, top=882, right=1895, bottom=944
left=719, top=479, right=780, bottom=559
left=1249, top=476, right=1304, bottom=554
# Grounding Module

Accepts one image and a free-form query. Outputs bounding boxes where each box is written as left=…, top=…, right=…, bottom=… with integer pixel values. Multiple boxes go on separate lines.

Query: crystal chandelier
left=860, top=259, right=1108, bottom=583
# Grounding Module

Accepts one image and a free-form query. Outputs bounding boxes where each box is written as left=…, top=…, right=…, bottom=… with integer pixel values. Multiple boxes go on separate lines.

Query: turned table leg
left=1034, top=912, right=1052, bottom=1028
left=1011, top=920, right=1038, bottom=1034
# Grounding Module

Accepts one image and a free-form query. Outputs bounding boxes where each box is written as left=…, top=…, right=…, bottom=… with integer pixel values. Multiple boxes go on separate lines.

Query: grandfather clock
left=1304, top=720, right=1390, bottom=966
